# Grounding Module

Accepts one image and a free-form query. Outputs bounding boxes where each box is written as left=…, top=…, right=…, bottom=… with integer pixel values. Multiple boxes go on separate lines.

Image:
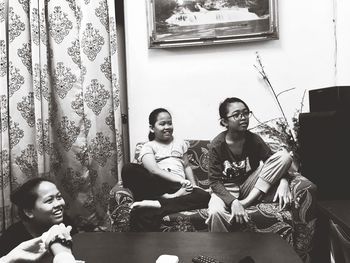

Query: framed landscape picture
left=147, top=0, right=278, bottom=48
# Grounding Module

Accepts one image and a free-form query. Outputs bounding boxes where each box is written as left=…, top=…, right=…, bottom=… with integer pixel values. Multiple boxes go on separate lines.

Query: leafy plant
left=253, top=52, right=306, bottom=168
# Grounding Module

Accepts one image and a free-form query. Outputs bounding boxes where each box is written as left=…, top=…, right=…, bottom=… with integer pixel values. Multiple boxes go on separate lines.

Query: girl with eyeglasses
left=122, top=108, right=210, bottom=231
left=206, top=97, right=293, bottom=232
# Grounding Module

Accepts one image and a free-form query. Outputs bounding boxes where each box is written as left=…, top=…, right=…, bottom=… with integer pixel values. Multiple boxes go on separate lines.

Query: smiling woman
left=0, top=178, right=77, bottom=257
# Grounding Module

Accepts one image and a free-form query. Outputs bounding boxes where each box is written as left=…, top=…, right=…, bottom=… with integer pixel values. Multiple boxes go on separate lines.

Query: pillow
left=186, top=140, right=210, bottom=189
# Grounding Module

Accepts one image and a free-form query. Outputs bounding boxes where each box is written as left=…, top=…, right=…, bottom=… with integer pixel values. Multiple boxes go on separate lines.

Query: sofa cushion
left=160, top=209, right=209, bottom=232
left=159, top=204, right=293, bottom=243
left=107, top=185, right=133, bottom=232
left=186, top=140, right=211, bottom=189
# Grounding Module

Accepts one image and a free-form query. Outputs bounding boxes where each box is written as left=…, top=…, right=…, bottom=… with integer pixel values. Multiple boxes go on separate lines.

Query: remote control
left=238, top=256, right=255, bottom=263
left=192, top=255, right=223, bottom=263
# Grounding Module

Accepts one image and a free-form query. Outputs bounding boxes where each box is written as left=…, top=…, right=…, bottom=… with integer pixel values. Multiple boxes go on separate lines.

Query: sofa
left=107, top=130, right=317, bottom=263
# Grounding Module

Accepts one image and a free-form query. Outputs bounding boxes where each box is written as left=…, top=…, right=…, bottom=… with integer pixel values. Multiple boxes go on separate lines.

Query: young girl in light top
left=122, top=108, right=210, bottom=230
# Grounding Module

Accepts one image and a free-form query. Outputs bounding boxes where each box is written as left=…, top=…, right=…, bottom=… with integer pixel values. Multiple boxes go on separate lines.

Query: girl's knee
left=193, top=188, right=210, bottom=200
left=207, top=204, right=226, bottom=216
left=274, top=148, right=292, bottom=166
left=121, top=163, right=144, bottom=184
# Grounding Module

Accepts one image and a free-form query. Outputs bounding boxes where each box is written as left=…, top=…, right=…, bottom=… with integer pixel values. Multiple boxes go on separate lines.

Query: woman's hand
left=2, top=237, right=46, bottom=262
left=229, top=199, right=249, bottom=224
left=42, top=223, right=72, bottom=249
left=273, top=178, right=292, bottom=210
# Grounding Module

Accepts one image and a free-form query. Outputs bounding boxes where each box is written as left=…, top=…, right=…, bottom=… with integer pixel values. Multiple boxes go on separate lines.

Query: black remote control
left=192, top=255, right=223, bottom=263
left=238, top=256, right=255, bottom=263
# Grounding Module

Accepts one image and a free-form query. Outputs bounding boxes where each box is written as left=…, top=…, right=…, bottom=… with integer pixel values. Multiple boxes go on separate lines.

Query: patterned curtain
left=0, top=0, right=124, bottom=232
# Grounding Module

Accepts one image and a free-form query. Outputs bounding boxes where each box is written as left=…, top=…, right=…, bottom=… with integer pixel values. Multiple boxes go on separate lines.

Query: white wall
left=124, top=0, right=340, bottom=159
left=335, top=0, right=350, bottom=84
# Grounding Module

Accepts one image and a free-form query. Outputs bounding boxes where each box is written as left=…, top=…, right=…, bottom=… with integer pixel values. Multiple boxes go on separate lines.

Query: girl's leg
left=130, top=187, right=210, bottom=231
left=239, top=149, right=292, bottom=207
left=160, top=186, right=192, bottom=199
left=121, top=163, right=175, bottom=201
left=133, top=187, right=210, bottom=210
left=206, top=193, right=233, bottom=232
left=158, top=187, right=210, bottom=215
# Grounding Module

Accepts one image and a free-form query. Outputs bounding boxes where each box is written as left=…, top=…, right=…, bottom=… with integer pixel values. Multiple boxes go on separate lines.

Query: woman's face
left=151, top=112, right=173, bottom=142
left=224, top=102, right=250, bottom=132
left=28, top=181, right=65, bottom=226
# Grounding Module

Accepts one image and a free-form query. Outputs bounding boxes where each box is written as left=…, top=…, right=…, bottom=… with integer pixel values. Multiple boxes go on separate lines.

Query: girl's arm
left=183, top=153, right=197, bottom=186
left=142, top=153, right=184, bottom=184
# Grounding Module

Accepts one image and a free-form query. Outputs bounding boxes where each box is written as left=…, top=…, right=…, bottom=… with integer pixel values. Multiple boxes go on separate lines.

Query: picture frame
left=146, top=0, right=278, bottom=48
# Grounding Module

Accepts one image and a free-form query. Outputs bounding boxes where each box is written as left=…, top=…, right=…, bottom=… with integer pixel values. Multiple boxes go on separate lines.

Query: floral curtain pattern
left=0, top=0, right=124, bottom=232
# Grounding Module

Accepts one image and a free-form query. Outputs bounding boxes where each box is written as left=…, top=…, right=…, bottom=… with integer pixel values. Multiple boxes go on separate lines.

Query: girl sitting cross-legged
left=206, top=97, right=293, bottom=232
left=121, top=108, right=210, bottom=231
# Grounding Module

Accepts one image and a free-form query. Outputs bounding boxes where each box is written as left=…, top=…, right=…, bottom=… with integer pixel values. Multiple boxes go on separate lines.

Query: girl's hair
left=148, top=108, right=171, bottom=141
left=10, top=177, right=55, bottom=220
left=219, top=97, right=250, bottom=127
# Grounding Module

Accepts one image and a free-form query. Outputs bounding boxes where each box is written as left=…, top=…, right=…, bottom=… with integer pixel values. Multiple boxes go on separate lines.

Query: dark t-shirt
left=208, top=130, right=273, bottom=206
left=0, top=221, right=32, bottom=257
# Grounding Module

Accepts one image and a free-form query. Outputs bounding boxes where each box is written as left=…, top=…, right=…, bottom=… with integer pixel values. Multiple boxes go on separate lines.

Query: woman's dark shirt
left=0, top=216, right=77, bottom=257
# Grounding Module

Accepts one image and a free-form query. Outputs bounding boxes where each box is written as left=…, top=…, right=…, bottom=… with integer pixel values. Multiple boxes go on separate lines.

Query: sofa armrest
left=289, top=173, right=318, bottom=262
left=107, top=184, right=134, bottom=232
left=290, top=173, right=317, bottom=220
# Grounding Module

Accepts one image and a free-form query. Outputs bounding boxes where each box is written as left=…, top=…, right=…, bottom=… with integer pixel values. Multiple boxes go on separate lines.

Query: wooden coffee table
left=70, top=232, right=302, bottom=263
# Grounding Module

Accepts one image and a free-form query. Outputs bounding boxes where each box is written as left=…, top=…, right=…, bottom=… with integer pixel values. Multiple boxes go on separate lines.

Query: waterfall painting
left=147, top=0, right=278, bottom=48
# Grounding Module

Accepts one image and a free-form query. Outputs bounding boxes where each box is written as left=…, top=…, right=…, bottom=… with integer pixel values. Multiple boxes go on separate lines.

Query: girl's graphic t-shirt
left=208, top=131, right=273, bottom=205
left=138, top=138, right=189, bottom=178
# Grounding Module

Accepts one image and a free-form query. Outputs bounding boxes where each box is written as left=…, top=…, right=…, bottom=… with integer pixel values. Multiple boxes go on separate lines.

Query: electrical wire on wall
left=333, top=0, right=338, bottom=86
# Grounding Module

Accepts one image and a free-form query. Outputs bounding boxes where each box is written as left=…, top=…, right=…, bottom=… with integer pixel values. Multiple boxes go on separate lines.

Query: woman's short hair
left=10, top=177, right=55, bottom=220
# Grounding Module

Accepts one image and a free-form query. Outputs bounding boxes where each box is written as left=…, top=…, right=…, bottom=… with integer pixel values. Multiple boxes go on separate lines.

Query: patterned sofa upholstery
left=107, top=139, right=317, bottom=263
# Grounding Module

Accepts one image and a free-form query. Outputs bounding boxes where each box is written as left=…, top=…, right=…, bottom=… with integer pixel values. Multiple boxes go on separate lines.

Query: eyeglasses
left=226, top=111, right=252, bottom=121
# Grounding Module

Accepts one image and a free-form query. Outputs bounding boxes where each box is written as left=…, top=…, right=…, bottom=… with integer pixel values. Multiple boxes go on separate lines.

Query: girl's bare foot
left=130, top=200, right=161, bottom=209
left=161, top=186, right=192, bottom=199
left=173, top=186, right=192, bottom=197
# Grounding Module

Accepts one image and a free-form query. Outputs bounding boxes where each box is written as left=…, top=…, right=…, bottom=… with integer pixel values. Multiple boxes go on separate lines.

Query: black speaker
left=309, top=86, right=350, bottom=112
left=299, top=111, right=350, bottom=200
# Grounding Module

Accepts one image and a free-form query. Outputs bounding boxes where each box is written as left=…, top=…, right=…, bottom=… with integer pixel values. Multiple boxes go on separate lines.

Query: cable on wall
left=332, top=0, right=338, bottom=86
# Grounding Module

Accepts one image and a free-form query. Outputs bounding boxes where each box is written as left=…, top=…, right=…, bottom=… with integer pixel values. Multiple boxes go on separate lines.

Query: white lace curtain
left=0, top=0, right=124, bottom=231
